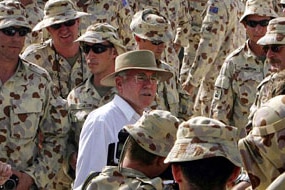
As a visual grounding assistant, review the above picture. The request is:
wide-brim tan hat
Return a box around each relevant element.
[100,50,173,86]
[164,117,242,167]
[0,0,31,30]
[240,0,278,22]
[124,110,180,157]
[33,0,89,31]
[75,23,126,55]
[257,17,285,45]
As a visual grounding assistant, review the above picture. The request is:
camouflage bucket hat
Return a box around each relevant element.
[0,0,31,30]
[124,110,180,157]
[240,0,278,22]
[100,50,173,86]
[130,9,173,43]
[75,23,126,55]
[33,0,89,31]
[257,17,285,45]
[164,116,242,167]
[252,95,285,136]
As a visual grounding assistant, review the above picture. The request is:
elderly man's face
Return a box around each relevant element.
[115,69,158,114]
[263,44,285,72]
[47,19,80,48]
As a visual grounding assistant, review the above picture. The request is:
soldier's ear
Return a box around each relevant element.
[171,164,182,183]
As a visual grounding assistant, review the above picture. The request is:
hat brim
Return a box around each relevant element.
[0,18,32,30]
[257,34,285,45]
[100,67,173,86]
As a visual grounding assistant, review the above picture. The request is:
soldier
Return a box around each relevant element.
[128,0,191,76]
[210,0,278,138]
[182,0,246,117]
[248,17,285,130]
[52,23,126,189]
[74,50,173,189]
[21,0,90,99]
[82,110,180,190]
[164,116,242,190]
[0,0,69,189]
[130,9,181,118]
[239,95,285,189]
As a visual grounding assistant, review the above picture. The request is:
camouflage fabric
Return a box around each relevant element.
[75,22,126,55]
[21,40,90,98]
[130,9,173,43]
[0,59,69,188]
[239,95,285,189]
[33,0,89,31]
[124,109,180,157]
[210,41,269,138]
[84,166,164,190]
[164,116,242,168]
[183,0,246,117]
[258,17,285,45]
[128,0,191,75]
[75,0,134,50]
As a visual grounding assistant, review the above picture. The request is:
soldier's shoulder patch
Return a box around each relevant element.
[214,88,222,100]
[209,6,218,14]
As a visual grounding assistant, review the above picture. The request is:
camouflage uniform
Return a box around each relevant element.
[0,1,69,188]
[239,95,285,189]
[183,0,246,117]
[128,0,191,75]
[83,110,180,190]
[21,0,90,99]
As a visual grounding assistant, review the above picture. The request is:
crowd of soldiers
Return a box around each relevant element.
[0,0,285,189]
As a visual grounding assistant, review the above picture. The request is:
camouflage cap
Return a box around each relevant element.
[124,110,180,157]
[257,17,285,45]
[252,95,285,136]
[240,0,278,22]
[33,0,89,31]
[164,116,242,167]
[0,0,31,30]
[130,9,173,43]
[100,50,173,86]
[75,23,126,55]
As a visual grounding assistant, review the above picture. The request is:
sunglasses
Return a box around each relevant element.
[151,40,164,46]
[245,20,270,28]
[82,43,113,54]
[50,19,76,30]
[263,45,285,53]
[0,27,30,37]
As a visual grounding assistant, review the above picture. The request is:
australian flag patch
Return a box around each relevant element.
[209,6,218,14]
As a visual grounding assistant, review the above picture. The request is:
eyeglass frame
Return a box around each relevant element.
[50,19,77,30]
[245,19,270,28]
[0,26,31,37]
[263,44,285,53]
[81,43,114,54]
[118,72,159,84]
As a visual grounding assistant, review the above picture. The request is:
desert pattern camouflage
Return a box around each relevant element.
[128,0,191,74]
[239,95,285,189]
[0,59,69,188]
[21,40,90,98]
[184,0,246,116]
[164,116,242,167]
[211,41,268,138]
[76,0,134,49]
[84,166,164,190]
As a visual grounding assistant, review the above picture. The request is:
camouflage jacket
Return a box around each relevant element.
[21,39,90,98]
[210,41,268,137]
[0,59,69,188]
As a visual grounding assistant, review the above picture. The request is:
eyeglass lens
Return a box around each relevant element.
[151,40,164,45]
[0,27,30,37]
[50,19,76,30]
[82,44,113,54]
[246,20,270,27]
[134,73,158,84]
[263,45,285,53]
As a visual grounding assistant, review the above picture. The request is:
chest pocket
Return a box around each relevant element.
[69,103,94,123]
[10,99,43,139]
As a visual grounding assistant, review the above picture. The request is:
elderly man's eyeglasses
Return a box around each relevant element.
[263,45,285,53]
[0,27,30,37]
[127,73,159,84]
[245,20,270,28]
[82,44,113,54]
[50,19,76,30]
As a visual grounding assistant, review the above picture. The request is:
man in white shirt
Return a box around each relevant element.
[74,50,173,189]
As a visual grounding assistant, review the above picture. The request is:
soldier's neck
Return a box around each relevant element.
[53,42,80,59]
[249,40,265,58]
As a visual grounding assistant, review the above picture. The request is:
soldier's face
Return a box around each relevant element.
[244,15,271,44]
[47,19,80,47]
[264,44,285,72]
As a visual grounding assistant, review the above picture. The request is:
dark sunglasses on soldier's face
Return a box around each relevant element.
[50,19,76,30]
[263,45,285,53]
[82,43,114,54]
[151,40,164,46]
[0,27,30,37]
[245,20,270,28]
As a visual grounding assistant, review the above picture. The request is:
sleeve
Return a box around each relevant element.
[25,81,70,188]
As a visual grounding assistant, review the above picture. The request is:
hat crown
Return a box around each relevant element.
[44,0,76,18]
